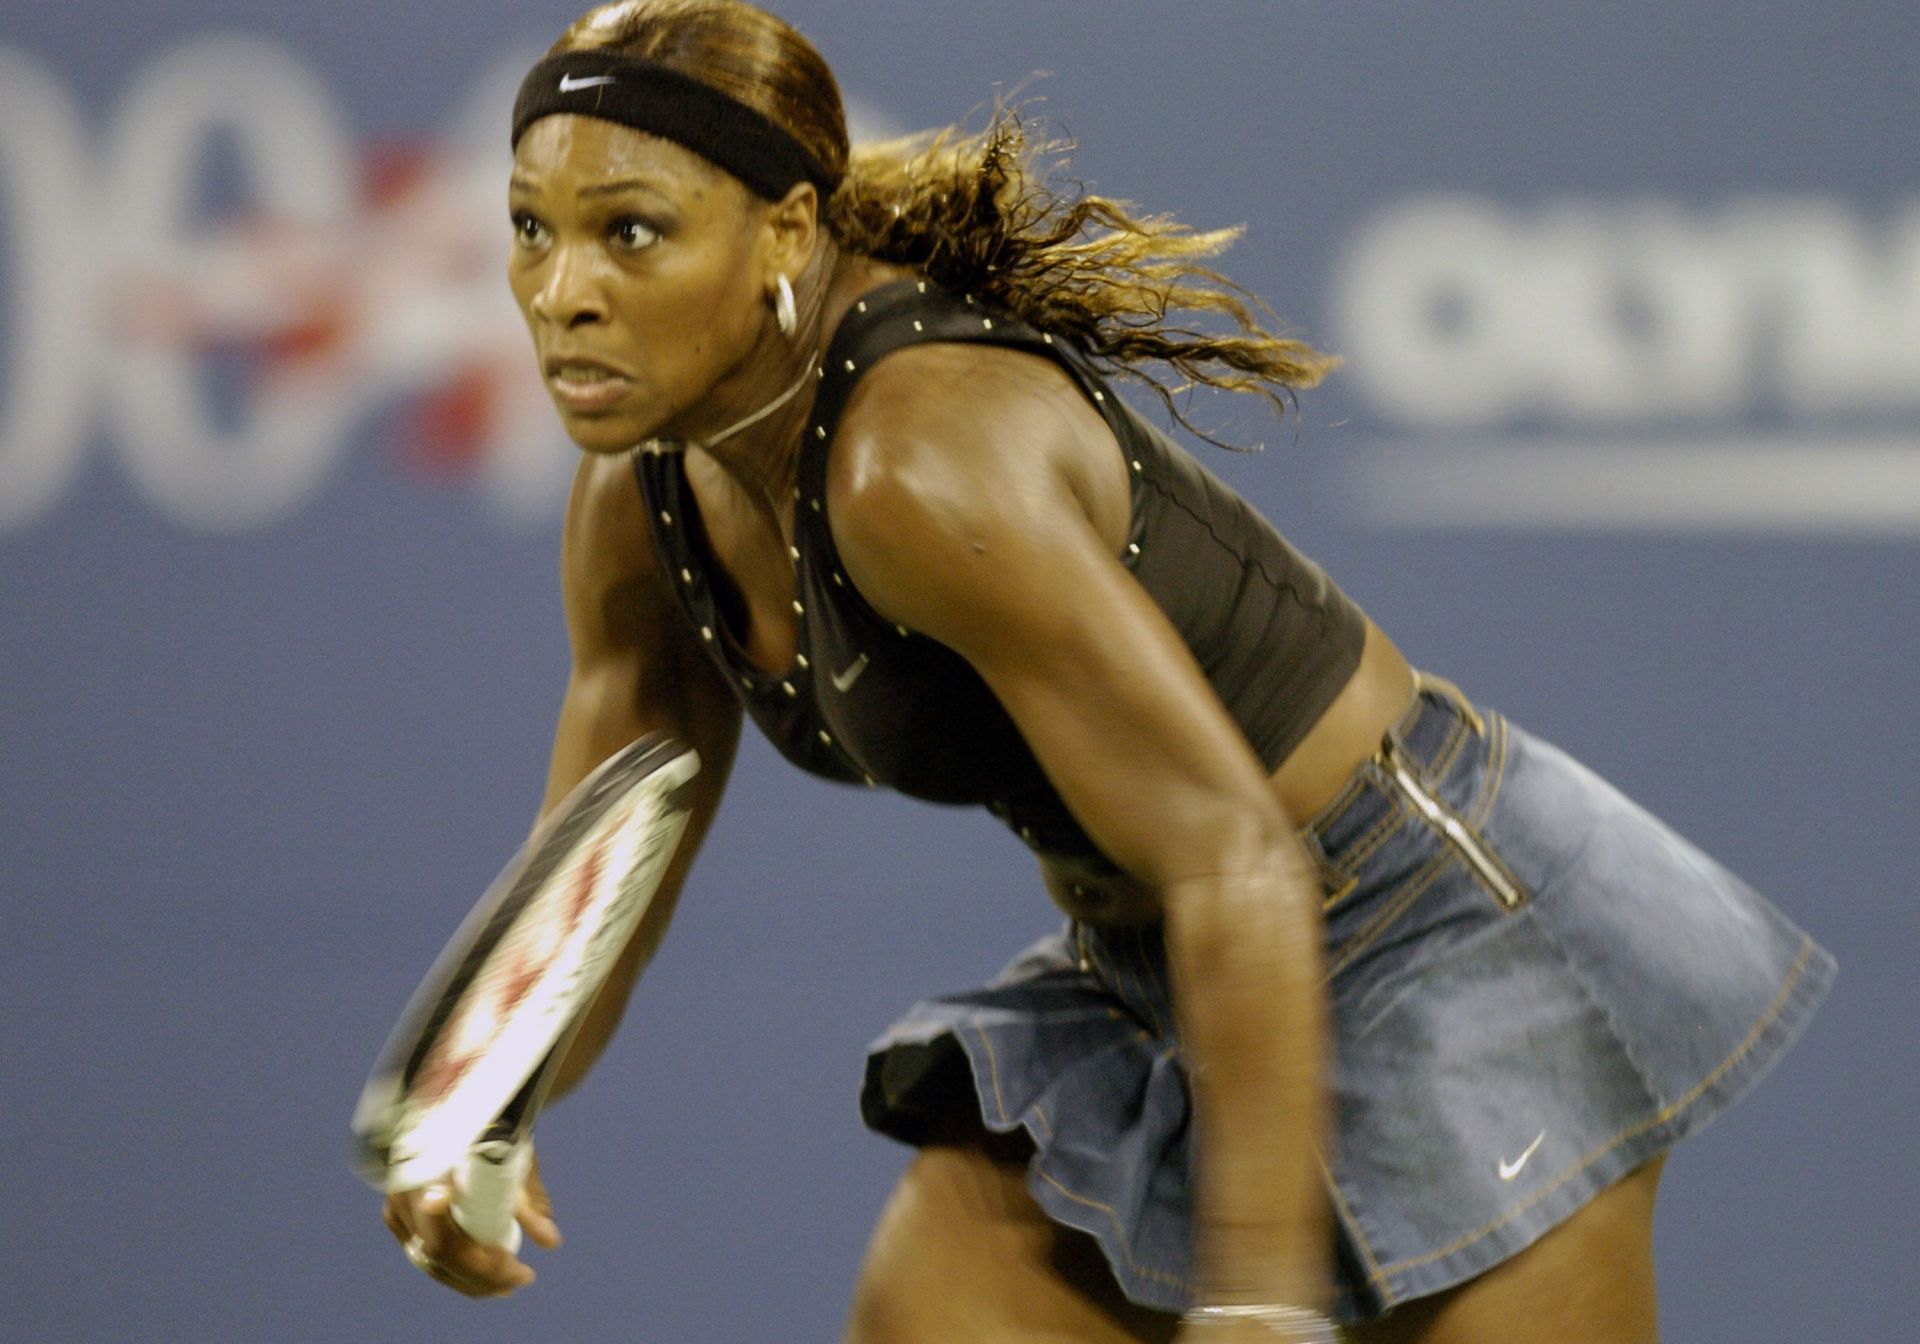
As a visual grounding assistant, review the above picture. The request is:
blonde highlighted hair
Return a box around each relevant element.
[554,0,1337,436]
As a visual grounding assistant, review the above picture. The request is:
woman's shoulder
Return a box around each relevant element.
[564,450,658,564]
[843,335,1075,442]
[558,450,680,647]
[831,329,1117,509]
[821,270,1078,432]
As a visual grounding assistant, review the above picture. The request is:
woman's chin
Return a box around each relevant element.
[559,411,652,456]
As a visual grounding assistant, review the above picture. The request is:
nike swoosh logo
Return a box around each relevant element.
[830,653,869,693]
[1497,1129,1547,1181]
[558,74,618,92]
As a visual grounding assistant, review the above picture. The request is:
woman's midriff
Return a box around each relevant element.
[1045,618,1415,925]
[1268,617,1415,824]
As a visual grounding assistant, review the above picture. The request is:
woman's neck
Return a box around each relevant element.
[686,250,909,539]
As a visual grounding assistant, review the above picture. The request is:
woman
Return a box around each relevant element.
[380,3,1835,1339]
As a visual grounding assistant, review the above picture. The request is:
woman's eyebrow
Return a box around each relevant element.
[577,177,676,201]
[507,175,675,201]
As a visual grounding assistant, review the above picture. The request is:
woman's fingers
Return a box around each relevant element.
[382,1195,408,1244]
[517,1151,564,1250]
[387,1181,537,1297]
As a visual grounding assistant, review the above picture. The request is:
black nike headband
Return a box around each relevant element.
[511,51,837,201]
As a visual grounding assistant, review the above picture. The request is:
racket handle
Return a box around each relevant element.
[449,1137,530,1253]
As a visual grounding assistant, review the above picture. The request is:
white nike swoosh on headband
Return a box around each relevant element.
[558,74,618,92]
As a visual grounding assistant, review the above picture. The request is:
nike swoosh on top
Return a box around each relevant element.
[558,74,618,92]
[830,654,869,693]
[1497,1129,1548,1181]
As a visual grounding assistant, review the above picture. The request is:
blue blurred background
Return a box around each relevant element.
[3,2,1912,1338]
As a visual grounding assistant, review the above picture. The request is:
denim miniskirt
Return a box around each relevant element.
[860,673,1837,1323]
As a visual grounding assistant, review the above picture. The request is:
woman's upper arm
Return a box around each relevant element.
[828,349,1292,889]
[547,452,741,815]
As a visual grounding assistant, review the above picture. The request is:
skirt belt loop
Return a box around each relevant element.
[1411,669,1486,737]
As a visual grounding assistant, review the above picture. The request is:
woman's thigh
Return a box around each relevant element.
[1348,1155,1667,1344]
[844,1133,1178,1344]
[846,1140,1664,1344]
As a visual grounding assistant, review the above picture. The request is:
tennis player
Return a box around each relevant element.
[379,3,1835,1339]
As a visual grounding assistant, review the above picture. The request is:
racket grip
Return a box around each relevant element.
[450,1138,530,1253]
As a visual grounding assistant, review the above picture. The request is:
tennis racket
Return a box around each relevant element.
[350,732,700,1252]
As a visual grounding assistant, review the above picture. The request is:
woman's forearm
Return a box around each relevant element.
[544,761,730,1101]
[538,688,739,1103]
[1163,840,1331,1308]
[545,859,690,1101]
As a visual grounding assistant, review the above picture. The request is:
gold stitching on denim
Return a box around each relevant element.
[1421,701,1470,780]
[1426,735,1465,785]
[1321,1156,1399,1309]
[1313,683,1505,925]
[1021,1077,1191,1292]
[1331,775,1410,875]
[1324,848,1454,982]
[981,1008,1194,1296]
[1321,879,1359,910]
[1302,771,1370,837]
[1312,678,1493,912]
[1341,795,1408,872]
[1370,936,1819,1278]
[1415,671,1486,737]
[1427,710,1471,783]
[972,1024,1012,1127]
[1466,713,1509,833]
[1381,734,1528,913]
[1031,1168,1194,1291]
[1408,672,1473,781]
[1305,830,1359,908]
[1317,863,1359,911]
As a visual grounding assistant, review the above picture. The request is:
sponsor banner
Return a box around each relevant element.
[1330,195,1920,534]
[6,40,1918,539]
[0,37,896,535]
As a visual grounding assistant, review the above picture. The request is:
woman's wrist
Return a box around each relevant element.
[1192,1218,1331,1314]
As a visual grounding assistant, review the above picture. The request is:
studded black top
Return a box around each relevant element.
[632,279,1367,871]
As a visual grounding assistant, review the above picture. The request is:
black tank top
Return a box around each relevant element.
[634,279,1367,871]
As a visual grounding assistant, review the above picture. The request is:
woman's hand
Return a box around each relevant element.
[379,1148,562,1297]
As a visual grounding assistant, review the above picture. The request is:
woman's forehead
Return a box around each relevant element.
[511,114,731,201]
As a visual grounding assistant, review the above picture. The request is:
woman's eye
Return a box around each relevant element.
[610,217,660,251]
[511,211,548,247]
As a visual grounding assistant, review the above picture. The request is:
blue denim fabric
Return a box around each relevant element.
[861,676,1837,1323]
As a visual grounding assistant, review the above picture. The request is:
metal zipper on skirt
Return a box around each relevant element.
[1379,738,1526,910]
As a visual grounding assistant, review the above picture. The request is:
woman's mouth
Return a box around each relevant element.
[546,360,634,413]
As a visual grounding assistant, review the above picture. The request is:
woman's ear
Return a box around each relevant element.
[760,181,820,281]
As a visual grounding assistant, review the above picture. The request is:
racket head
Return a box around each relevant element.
[350,731,699,1191]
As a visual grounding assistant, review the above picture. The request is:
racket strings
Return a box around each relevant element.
[354,738,700,1192]
[413,815,634,1104]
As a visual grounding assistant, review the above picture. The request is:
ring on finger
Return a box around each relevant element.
[403,1234,439,1276]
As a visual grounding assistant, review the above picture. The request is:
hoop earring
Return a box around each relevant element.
[773,274,798,339]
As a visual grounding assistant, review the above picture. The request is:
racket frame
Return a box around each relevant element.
[350,733,699,1211]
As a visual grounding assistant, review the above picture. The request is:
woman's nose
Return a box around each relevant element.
[530,246,608,328]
